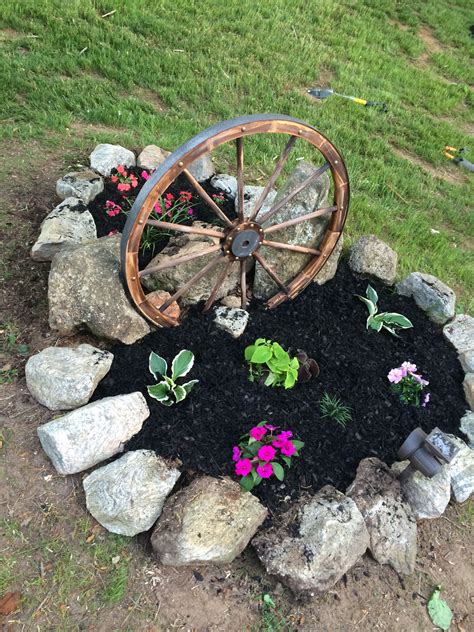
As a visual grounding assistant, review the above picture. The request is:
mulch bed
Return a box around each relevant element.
[93,262,466,514]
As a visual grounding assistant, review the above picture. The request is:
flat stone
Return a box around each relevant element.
[31,198,96,262]
[463,374,474,410]
[443,314,474,355]
[349,235,398,285]
[56,170,104,204]
[37,393,149,475]
[25,344,113,411]
[460,411,474,448]
[446,435,473,503]
[188,153,214,182]
[391,461,451,519]
[346,458,417,575]
[214,306,249,338]
[459,350,474,374]
[137,145,171,171]
[83,450,181,536]
[48,235,151,344]
[396,272,455,325]
[210,174,237,200]
[314,235,344,285]
[253,486,369,594]
[220,295,241,308]
[90,143,135,177]
[151,476,267,565]
[145,289,180,321]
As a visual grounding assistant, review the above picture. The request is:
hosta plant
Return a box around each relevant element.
[356,285,413,336]
[244,339,299,389]
[147,350,198,406]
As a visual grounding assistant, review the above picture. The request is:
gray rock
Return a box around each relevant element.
[253,161,330,299]
[214,306,249,338]
[188,153,214,182]
[56,170,104,204]
[459,350,474,374]
[31,198,96,262]
[253,486,369,594]
[396,272,455,325]
[137,145,171,171]
[314,235,344,285]
[443,314,474,355]
[460,411,474,448]
[391,461,451,519]
[90,143,135,177]
[463,373,474,410]
[25,344,113,411]
[48,235,151,344]
[349,235,398,285]
[151,476,267,565]
[142,223,240,306]
[243,186,277,219]
[210,174,237,200]
[346,458,417,575]
[83,450,181,536]
[446,435,473,503]
[37,393,149,475]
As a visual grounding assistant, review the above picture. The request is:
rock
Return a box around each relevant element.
[137,145,171,171]
[210,174,237,200]
[243,186,277,219]
[90,143,135,177]
[145,289,180,321]
[459,350,474,374]
[142,223,240,306]
[349,235,398,285]
[314,235,344,285]
[188,153,214,182]
[25,344,113,411]
[445,435,473,503]
[346,458,417,575]
[460,411,474,448]
[83,450,181,536]
[48,235,151,344]
[214,306,249,338]
[31,198,96,262]
[391,461,451,519]
[443,314,474,355]
[253,161,330,299]
[37,393,149,475]
[396,272,455,325]
[220,295,242,308]
[253,486,369,594]
[463,374,474,410]
[151,476,267,565]
[56,170,104,204]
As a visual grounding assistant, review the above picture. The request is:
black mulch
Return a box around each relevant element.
[93,263,466,514]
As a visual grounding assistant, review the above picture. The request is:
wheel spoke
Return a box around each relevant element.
[139,245,221,278]
[264,205,337,235]
[253,251,289,294]
[236,137,245,221]
[240,259,247,309]
[183,168,233,227]
[203,259,235,311]
[261,240,320,256]
[248,136,297,221]
[146,219,223,239]
[258,163,331,225]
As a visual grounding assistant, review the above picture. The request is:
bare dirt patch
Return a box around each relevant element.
[419,26,444,55]
[390,144,466,185]
[132,86,167,113]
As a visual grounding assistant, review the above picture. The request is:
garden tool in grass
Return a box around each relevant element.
[443,146,474,172]
[307,87,388,112]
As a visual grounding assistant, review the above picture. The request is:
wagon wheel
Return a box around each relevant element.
[121,114,349,327]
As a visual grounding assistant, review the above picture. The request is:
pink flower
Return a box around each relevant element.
[117,164,126,175]
[141,170,150,180]
[401,361,417,374]
[257,445,276,462]
[279,431,293,440]
[422,393,430,407]
[280,441,295,456]
[265,424,278,431]
[249,426,267,441]
[256,463,273,478]
[165,193,174,201]
[272,431,293,448]
[108,229,119,236]
[188,209,193,215]
[153,203,162,214]
[117,182,130,192]
[413,373,429,386]
[388,368,404,384]
[235,459,252,477]
[165,200,172,210]
[232,446,241,462]
[111,175,118,183]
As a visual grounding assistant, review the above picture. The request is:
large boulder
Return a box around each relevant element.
[346,458,417,575]
[90,144,135,177]
[56,170,104,204]
[137,145,171,171]
[243,185,277,219]
[396,272,455,325]
[37,393,149,475]
[25,344,113,411]
[314,235,344,285]
[83,450,181,536]
[463,374,474,410]
[48,235,151,344]
[252,486,369,594]
[391,461,451,519]
[443,314,474,355]
[459,350,474,374]
[349,235,398,285]
[151,476,267,565]
[446,435,473,503]
[253,161,330,299]
[460,411,474,448]
[188,153,214,182]
[31,197,96,262]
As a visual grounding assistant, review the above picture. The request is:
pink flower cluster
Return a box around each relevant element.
[111,164,138,191]
[105,200,122,217]
[388,361,430,407]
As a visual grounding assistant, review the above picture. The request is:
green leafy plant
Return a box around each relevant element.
[147,350,198,406]
[319,393,352,427]
[356,285,413,336]
[427,586,453,631]
[252,593,293,632]
[244,339,299,389]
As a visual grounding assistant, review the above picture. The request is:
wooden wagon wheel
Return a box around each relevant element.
[121,114,349,327]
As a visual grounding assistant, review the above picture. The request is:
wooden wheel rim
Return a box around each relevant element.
[120,114,350,327]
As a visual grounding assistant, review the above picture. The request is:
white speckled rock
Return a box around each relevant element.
[90,143,135,177]
[445,435,473,502]
[396,272,455,325]
[37,393,149,475]
[349,235,398,285]
[56,170,104,204]
[31,198,96,262]
[443,314,474,355]
[188,153,214,182]
[25,344,113,411]
[459,350,474,374]
[460,411,474,448]
[137,145,171,171]
[391,461,451,519]
[314,235,344,285]
[83,450,181,536]
[463,374,474,410]
[214,306,249,338]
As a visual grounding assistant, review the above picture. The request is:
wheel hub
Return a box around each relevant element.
[223,222,264,259]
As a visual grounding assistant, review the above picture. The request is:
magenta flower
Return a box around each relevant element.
[279,430,293,440]
[388,368,404,384]
[272,431,293,448]
[257,445,276,462]
[232,446,241,462]
[153,203,162,214]
[256,463,273,478]
[141,170,150,180]
[235,459,252,477]
[249,426,267,441]
[280,441,296,456]
[265,424,278,431]
[188,209,193,215]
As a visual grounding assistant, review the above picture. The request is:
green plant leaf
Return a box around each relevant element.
[272,342,287,359]
[240,474,255,491]
[247,441,263,456]
[284,371,297,389]
[149,351,167,379]
[173,384,187,402]
[272,462,285,481]
[366,284,378,306]
[357,295,377,318]
[255,338,267,346]
[171,349,195,380]
[181,379,198,394]
[291,440,304,450]
[264,371,277,386]
[368,315,384,332]
[251,345,273,364]
[147,381,171,402]
[427,587,453,631]
[289,357,299,369]
[281,456,292,467]
[160,398,174,407]
[244,345,256,361]
[381,312,413,328]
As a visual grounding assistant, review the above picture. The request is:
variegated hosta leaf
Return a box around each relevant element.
[149,351,167,379]
[171,349,195,380]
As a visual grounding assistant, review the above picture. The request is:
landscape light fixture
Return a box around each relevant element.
[397,427,458,481]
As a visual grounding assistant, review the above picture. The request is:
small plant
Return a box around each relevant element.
[388,361,430,407]
[254,593,293,632]
[244,339,299,389]
[427,586,453,631]
[147,350,198,406]
[211,192,226,205]
[233,421,304,491]
[290,348,320,382]
[319,393,352,427]
[105,200,122,217]
[356,285,413,336]
[140,191,196,254]
[111,164,138,191]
